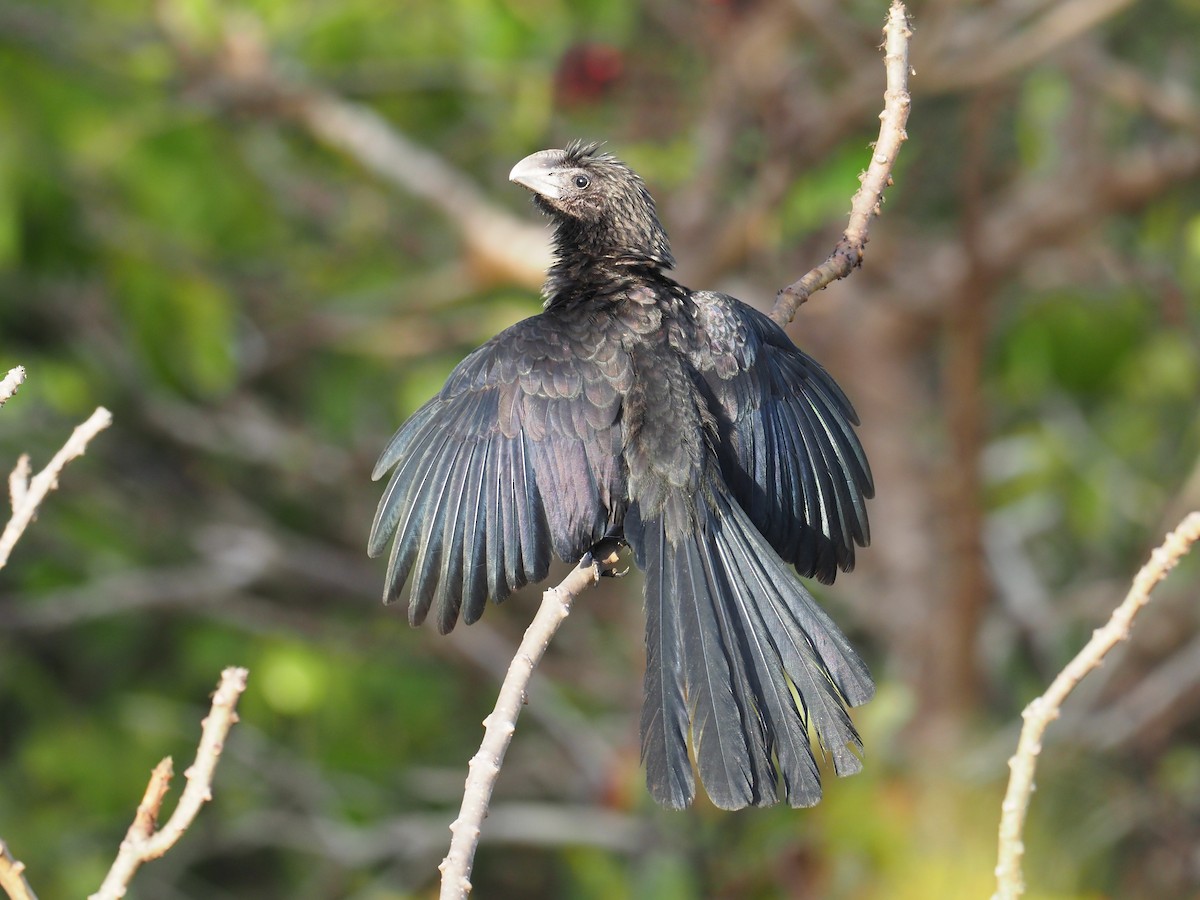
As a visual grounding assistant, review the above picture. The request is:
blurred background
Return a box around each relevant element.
[1,0,1199,897]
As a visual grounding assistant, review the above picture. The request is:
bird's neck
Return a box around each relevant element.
[541,218,674,310]
[541,249,663,311]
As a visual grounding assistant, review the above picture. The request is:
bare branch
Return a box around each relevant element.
[446,623,622,792]
[438,542,622,900]
[876,134,1200,325]
[0,375,109,898]
[0,407,113,572]
[294,91,551,287]
[993,512,1200,900]
[1075,630,1200,750]
[1074,49,1200,136]
[771,0,911,326]
[922,0,1135,93]
[152,4,551,290]
[91,667,250,900]
[8,456,30,517]
[0,838,38,900]
[0,367,25,407]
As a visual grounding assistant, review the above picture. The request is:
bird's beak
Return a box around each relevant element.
[509,149,567,201]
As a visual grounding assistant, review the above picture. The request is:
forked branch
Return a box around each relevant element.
[1,406,113,572]
[90,667,250,900]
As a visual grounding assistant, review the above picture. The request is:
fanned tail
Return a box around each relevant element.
[626,475,874,810]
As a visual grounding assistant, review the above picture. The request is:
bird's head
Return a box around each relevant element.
[509,141,674,270]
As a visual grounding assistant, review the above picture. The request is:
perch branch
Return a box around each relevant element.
[0,407,113,572]
[438,542,622,900]
[771,0,911,326]
[91,667,249,900]
[993,511,1200,900]
[0,839,38,900]
[0,367,25,407]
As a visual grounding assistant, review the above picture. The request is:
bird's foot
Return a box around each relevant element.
[580,537,626,576]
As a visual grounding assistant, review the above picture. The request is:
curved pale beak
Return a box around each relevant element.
[509,149,568,201]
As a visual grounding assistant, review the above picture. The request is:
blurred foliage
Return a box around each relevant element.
[1,0,1200,898]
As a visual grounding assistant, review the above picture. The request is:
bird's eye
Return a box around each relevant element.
[574,175,590,189]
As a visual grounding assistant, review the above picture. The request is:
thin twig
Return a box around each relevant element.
[0,373,104,900]
[0,407,113,572]
[438,543,622,900]
[91,667,250,900]
[446,623,621,791]
[1075,630,1200,750]
[0,367,25,407]
[0,839,38,900]
[993,511,1200,900]
[8,457,30,517]
[770,0,912,327]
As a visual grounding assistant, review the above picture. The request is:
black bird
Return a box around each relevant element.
[369,141,874,810]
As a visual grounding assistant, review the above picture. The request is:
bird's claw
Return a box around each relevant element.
[580,538,626,576]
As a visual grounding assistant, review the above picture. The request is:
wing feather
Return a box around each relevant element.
[685,291,873,583]
[369,315,624,631]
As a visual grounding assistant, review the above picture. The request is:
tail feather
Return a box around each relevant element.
[628,477,873,810]
[712,483,871,773]
[706,535,823,806]
[628,504,693,809]
[675,533,756,809]
[719,531,866,779]
[694,540,780,806]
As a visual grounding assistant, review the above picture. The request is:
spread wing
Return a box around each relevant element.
[368,314,629,633]
[683,291,873,583]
